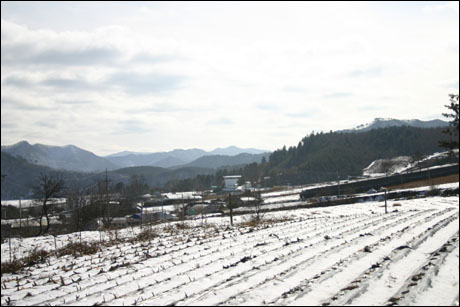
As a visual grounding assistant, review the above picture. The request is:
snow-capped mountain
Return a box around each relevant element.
[341,118,449,133]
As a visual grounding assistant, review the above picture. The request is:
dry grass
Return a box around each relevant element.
[238,216,293,228]
[1,260,24,276]
[239,217,262,228]
[1,249,50,275]
[133,228,159,242]
[388,174,458,190]
[59,242,100,257]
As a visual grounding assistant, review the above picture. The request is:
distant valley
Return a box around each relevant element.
[0,142,271,199]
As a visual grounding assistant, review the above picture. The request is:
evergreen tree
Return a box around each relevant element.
[439,94,459,151]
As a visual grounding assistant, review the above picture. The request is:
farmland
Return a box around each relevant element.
[1,191,459,306]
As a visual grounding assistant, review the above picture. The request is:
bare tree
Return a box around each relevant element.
[252,191,265,222]
[227,193,236,226]
[94,177,117,229]
[68,185,90,243]
[124,174,149,201]
[33,173,64,236]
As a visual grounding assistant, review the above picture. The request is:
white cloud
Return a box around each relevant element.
[423,1,459,13]
[1,2,459,155]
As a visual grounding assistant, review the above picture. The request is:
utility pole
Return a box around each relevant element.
[182,193,185,223]
[381,187,388,214]
[105,169,110,225]
[336,171,341,197]
[140,199,144,229]
[1,174,7,220]
[19,195,22,230]
[228,193,234,226]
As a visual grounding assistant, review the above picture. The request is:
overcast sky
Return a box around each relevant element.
[1,1,459,156]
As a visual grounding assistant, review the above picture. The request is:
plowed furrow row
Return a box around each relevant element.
[212,208,456,306]
[32,212,387,305]
[388,233,459,306]
[102,211,404,306]
[135,210,439,305]
[324,213,459,306]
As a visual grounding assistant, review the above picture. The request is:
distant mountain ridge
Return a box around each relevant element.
[340,118,449,133]
[173,152,271,169]
[0,151,215,200]
[1,141,271,172]
[207,146,268,156]
[1,141,118,173]
[104,146,270,169]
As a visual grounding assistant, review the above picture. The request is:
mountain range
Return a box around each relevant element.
[104,146,268,169]
[1,141,118,173]
[1,118,454,199]
[1,142,270,173]
[1,118,448,173]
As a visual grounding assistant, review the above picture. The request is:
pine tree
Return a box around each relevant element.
[439,94,459,151]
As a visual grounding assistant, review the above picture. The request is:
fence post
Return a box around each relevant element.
[9,226,12,263]
[381,187,388,214]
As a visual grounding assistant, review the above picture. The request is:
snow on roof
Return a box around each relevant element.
[1,198,66,208]
[161,192,202,200]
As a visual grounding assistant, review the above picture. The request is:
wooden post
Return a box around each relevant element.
[9,225,12,263]
[19,196,22,231]
[229,193,233,226]
[383,188,388,214]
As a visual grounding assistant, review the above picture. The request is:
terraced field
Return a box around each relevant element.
[1,195,458,306]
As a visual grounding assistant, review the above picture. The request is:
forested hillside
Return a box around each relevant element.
[112,166,215,188]
[176,153,270,169]
[264,126,449,184]
[0,152,95,200]
[1,152,216,200]
[164,126,455,190]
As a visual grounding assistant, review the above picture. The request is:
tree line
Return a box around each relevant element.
[165,125,457,191]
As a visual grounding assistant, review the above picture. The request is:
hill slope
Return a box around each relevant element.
[176,152,270,169]
[0,152,98,200]
[265,126,454,185]
[0,152,215,200]
[341,118,448,133]
[264,126,451,184]
[112,166,215,188]
[1,141,118,172]
[106,147,270,168]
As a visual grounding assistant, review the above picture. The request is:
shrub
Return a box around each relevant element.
[1,248,50,275]
[23,249,50,267]
[59,242,100,257]
[135,228,159,242]
[1,259,23,275]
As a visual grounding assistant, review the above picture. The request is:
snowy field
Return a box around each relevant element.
[1,194,459,306]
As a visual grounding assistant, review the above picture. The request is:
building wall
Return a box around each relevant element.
[224,177,240,190]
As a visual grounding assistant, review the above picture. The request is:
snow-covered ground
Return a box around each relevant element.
[363,150,459,177]
[1,198,66,208]
[2,185,458,306]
